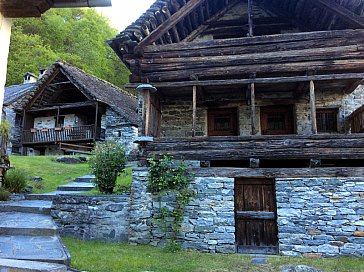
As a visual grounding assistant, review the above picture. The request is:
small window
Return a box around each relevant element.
[317,108,338,133]
[260,105,294,135]
[15,114,22,126]
[208,108,238,136]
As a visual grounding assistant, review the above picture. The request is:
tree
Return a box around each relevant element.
[6,8,129,88]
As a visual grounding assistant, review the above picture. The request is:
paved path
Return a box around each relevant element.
[0,175,95,271]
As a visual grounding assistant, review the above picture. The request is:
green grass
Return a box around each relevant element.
[9,155,90,194]
[85,167,133,195]
[63,238,364,272]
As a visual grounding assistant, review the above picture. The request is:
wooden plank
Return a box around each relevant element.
[141,59,364,83]
[236,212,275,220]
[248,0,254,37]
[138,0,204,47]
[310,80,318,134]
[308,0,364,28]
[195,167,364,178]
[250,82,256,135]
[125,72,364,88]
[141,29,364,53]
[192,85,197,137]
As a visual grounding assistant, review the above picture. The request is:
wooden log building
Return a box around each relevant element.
[109,0,364,256]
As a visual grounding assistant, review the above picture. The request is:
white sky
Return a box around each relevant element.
[96,0,155,31]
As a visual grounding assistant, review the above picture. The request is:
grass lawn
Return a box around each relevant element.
[64,238,364,272]
[9,155,90,194]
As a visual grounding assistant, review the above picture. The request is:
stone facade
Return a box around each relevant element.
[51,194,130,242]
[130,168,364,256]
[276,177,364,257]
[159,86,364,137]
[131,168,236,253]
[104,108,138,156]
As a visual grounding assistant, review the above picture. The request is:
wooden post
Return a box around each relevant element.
[145,91,151,136]
[56,107,60,126]
[192,85,197,137]
[248,0,254,37]
[250,82,256,135]
[309,80,318,134]
[94,102,99,140]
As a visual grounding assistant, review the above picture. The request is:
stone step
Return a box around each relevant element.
[25,191,83,201]
[0,236,70,265]
[57,182,95,192]
[0,212,57,236]
[0,200,52,215]
[74,174,95,183]
[0,258,67,272]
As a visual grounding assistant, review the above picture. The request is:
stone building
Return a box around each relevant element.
[109,0,364,256]
[8,61,138,156]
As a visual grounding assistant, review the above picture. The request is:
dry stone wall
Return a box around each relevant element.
[276,177,364,257]
[51,195,130,242]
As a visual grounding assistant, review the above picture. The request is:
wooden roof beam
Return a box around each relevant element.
[125,72,364,88]
[137,0,204,47]
[308,0,364,29]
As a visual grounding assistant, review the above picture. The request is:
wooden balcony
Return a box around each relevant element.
[144,134,364,161]
[22,125,105,145]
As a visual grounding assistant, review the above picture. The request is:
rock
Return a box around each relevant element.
[251,257,267,264]
[24,185,33,193]
[34,176,43,182]
[281,265,324,272]
[56,156,82,164]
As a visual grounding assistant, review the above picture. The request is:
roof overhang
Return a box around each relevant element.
[0,0,111,18]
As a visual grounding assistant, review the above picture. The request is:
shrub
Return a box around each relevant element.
[0,187,10,201]
[89,141,126,194]
[3,168,28,193]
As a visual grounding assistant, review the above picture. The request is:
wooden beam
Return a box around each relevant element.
[192,85,197,137]
[125,72,364,89]
[250,82,256,135]
[310,80,318,134]
[308,0,364,28]
[94,102,99,141]
[247,0,254,37]
[194,167,364,178]
[145,91,151,136]
[137,0,204,47]
[184,0,240,42]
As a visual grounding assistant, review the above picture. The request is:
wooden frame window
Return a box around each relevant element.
[316,108,338,133]
[208,108,238,136]
[260,105,294,135]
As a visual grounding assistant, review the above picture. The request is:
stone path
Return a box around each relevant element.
[0,175,95,271]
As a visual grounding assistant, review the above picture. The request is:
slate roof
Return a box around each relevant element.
[11,61,138,126]
[4,83,36,106]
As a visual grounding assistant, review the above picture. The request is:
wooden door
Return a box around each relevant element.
[235,178,278,254]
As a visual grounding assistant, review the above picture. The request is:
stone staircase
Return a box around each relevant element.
[0,175,95,271]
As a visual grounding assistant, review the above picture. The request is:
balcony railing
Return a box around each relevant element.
[22,125,105,145]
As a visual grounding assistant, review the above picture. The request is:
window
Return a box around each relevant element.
[208,108,238,136]
[260,105,294,135]
[316,108,338,133]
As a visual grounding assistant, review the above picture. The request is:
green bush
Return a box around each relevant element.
[89,141,126,194]
[3,168,28,193]
[0,187,10,201]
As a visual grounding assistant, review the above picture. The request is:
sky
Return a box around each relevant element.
[96,0,155,31]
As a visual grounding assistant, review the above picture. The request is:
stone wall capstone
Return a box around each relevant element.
[51,194,130,242]
[276,177,364,257]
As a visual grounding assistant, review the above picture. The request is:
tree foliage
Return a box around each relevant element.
[6,8,129,88]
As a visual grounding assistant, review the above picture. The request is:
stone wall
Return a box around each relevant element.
[105,108,138,155]
[51,194,130,242]
[159,86,364,137]
[276,177,364,257]
[130,168,236,253]
[131,168,364,256]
